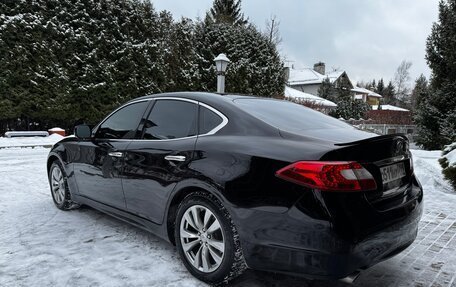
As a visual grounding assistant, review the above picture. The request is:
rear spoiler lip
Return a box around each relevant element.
[334,133,408,146]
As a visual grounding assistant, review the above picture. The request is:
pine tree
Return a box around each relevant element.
[370,79,376,91]
[206,0,247,25]
[383,81,396,105]
[376,78,385,95]
[411,74,429,111]
[193,22,284,97]
[336,76,353,101]
[318,77,336,102]
[416,0,456,149]
[163,17,201,92]
[414,100,443,150]
[326,75,369,120]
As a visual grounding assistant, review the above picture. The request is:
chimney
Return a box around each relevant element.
[283,66,290,83]
[313,62,325,75]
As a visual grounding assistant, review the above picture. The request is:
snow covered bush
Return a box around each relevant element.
[329,99,371,120]
[439,143,456,191]
[192,22,284,97]
[0,0,284,134]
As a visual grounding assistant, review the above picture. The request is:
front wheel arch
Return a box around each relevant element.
[47,153,65,176]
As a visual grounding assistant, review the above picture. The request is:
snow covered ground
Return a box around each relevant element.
[0,138,455,287]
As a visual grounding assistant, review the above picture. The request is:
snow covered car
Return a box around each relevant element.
[47,92,423,285]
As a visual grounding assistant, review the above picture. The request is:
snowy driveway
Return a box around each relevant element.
[0,146,455,287]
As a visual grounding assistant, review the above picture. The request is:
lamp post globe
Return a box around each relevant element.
[214,53,230,93]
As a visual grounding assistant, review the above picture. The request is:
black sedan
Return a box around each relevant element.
[47,92,423,285]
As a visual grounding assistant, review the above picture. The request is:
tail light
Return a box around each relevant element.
[276,161,377,192]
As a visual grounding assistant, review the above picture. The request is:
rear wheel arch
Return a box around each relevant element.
[166,185,227,245]
[173,189,247,285]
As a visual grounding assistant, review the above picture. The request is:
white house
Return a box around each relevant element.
[351,86,383,106]
[286,62,354,96]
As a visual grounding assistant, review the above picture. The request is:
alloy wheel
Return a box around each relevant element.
[51,166,65,205]
[180,205,225,273]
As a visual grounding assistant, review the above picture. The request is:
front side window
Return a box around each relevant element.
[95,101,149,139]
[143,100,198,140]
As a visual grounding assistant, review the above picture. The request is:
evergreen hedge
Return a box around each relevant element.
[0,0,284,133]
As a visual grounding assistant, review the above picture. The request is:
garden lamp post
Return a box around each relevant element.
[214,53,230,93]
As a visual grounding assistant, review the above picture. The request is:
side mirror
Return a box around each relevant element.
[75,125,92,139]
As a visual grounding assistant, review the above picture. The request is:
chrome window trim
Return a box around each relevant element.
[109,136,199,142]
[152,97,199,104]
[93,96,228,141]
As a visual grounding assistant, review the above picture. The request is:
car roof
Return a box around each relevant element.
[129,92,260,105]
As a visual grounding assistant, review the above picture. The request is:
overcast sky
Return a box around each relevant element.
[153,0,439,85]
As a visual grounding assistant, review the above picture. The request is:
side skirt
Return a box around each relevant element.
[72,194,171,243]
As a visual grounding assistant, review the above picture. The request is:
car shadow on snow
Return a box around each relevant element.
[231,270,350,287]
[230,259,410,287]
[75,206,397,287]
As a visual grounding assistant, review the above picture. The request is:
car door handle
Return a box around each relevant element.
[108,152,124,158]
[164,155,186,162]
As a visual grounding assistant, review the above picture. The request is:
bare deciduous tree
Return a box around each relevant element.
[394,60,413,104]
[265,15,282,46]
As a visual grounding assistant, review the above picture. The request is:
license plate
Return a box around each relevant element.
[380,162,406,184]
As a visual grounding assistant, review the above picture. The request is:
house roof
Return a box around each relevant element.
[371,105,409,112]
[351,86,382,98]
[325,70,345,82]
[288,68,323,85]
[284,86,337,107]
[288,67,352,87]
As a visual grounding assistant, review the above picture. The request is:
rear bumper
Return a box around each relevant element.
[231,177,423,279]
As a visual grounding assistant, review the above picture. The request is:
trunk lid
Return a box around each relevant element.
[320,133,413,210]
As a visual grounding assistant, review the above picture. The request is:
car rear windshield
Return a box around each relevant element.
[233,98,353,132]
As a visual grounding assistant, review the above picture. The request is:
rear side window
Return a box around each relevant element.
[95,101,149,139]
[199,106,223,134]
[233,98,352,132]
[143,100,197,140]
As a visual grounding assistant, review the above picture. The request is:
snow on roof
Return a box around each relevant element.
[325,70,345,82]
[351,86,382,98]
[372,105,409,112]
[284,86,337,107]
[288,68,323,85]
[48,127,65,132]
[288,67,352,87]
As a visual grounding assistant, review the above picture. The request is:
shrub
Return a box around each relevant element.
[439,143,456,191]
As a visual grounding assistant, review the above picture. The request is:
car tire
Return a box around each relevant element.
[175,192,246,286]
[49,161,79,211]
